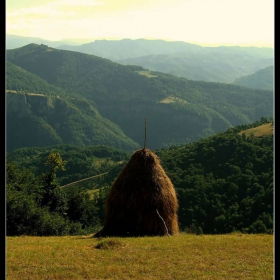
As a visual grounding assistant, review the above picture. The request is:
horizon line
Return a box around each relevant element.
[6,33,274,49]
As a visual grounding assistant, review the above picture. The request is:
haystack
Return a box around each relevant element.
[95,148,179,237]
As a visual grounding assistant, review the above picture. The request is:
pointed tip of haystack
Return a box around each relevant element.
[131,147,160,166]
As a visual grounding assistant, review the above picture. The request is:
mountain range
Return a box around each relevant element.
[6,41,274,153]
[230,65,273,91]
[6,35,274,84]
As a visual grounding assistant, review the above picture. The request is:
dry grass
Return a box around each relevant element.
[137,71,158,78]
[238,122,274,138]
[159,96,189,104]
[6,233,274,280]
[6,90,46,96]
[6,90,18,93]
[87,188,100,199]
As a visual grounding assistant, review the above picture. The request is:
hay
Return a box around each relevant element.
[94,148,179,237]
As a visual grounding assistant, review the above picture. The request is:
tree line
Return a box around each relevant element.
[6,118,273,235]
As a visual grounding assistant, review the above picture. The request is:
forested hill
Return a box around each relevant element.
[155,119,273,234]
[6,61,69,95]
[56,38,273,60]
[6,61,140,152]
[57,38,274,83]
[6,37,274,84]
[116,51,273,83]
[7,145,131,187]
[6,119,273,236]
[6,44,273,151]
[230,66,274,91]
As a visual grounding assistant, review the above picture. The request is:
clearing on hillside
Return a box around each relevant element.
[238,122,273,138]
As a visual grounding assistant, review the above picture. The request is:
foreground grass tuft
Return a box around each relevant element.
[95,238,125,249]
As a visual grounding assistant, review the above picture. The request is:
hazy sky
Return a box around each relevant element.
[6,0,274,47]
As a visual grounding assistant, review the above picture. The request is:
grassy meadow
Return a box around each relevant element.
[6,233,274,280]
[238,122,274,138]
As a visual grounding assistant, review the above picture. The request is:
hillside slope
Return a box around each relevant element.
[7,119,273,235]
[117,51,273,83]
[6,44,273,150]
[57,38,274,83]
[6,61,140,152]
[230,66,274,91]
[6,37,274,83]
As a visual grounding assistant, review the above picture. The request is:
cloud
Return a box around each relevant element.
[6,0,107,38]
[6,0,104,17]
[58,0,104,6]
[6,0,274,46]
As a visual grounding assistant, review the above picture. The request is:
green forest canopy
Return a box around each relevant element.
[6,118,273,236]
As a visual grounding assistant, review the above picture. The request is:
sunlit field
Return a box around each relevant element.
[6,233,274,280]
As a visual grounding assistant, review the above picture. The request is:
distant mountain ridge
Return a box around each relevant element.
[6,43,273,152]
[230,66,274,91]
[57,38,274,60]
[6,34,86,49]
[6,35,274,84]
[56,38,274,82]
[117,52,273,83]
[57,38,205,60]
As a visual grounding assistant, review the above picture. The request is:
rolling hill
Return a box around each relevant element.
[6,61,140,152]
[56,38,274,83]
[6,44,273,152]
[117,51,273,83]
[6,34,85,49]
[230,65,274,91]
[7,35,274,84]
[7,119,273,236]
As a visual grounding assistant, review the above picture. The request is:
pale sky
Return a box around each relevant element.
[6,0,274,47]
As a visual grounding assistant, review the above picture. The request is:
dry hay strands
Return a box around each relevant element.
[94,148,179,237]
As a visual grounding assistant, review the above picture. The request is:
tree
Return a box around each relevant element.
[66,187,101,230]
[40,153,68,214]
[6,160,46,235]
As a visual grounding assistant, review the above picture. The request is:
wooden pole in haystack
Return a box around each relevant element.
[144,117,147,149]
[94,121,179,237]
